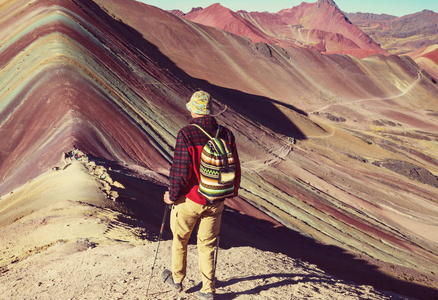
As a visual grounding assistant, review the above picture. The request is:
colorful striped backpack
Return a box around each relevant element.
[191,124,236,202]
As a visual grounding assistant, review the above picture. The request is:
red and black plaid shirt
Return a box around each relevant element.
[169,116,241,205]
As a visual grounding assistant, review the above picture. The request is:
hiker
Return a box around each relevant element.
[162,91,241,300]
[62,151,72,164]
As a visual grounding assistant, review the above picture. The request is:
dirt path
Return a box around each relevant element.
[0,240,408,300]
[310,70,422,114]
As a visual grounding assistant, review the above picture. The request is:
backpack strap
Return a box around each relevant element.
[190,124,215,139]
[215,125,221,138]
[191,124,229,168]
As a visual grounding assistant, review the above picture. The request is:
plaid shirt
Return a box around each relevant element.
[169,116,241,204]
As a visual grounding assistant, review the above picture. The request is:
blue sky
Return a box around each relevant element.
[137,0,437,17]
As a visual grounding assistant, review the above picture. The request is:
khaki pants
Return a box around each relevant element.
[170,197,224,293]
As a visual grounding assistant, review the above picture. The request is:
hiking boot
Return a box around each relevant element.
[196,291,215,300]
[161,269,182,292]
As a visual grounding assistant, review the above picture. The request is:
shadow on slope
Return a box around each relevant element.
[187,273,312,299]
[94,158,437,299]
[220,204,438,299]
[78,0,307,141]
[207,86,308,139]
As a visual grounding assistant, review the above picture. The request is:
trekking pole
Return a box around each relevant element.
[146,204,170,296]
[213,234,220,279]
[213,206,223,282]
[213,204,225,284]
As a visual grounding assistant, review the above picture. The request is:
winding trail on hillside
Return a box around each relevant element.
[310,70,423,115]
[304,70,424,140]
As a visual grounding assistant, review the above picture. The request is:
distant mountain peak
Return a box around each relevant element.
[168,9,185,17]
[193,3,235,15]
[187,7,203,14]
[207,3,229,10]
[419,9,436,15]
[317,0,340,10]
[176,0,385,57]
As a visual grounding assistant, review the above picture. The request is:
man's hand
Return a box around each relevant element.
[163,191,174,205]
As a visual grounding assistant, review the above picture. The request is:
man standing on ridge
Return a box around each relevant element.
[162,90,241,300]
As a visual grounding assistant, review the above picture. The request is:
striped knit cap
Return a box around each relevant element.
[186,91,211,115]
